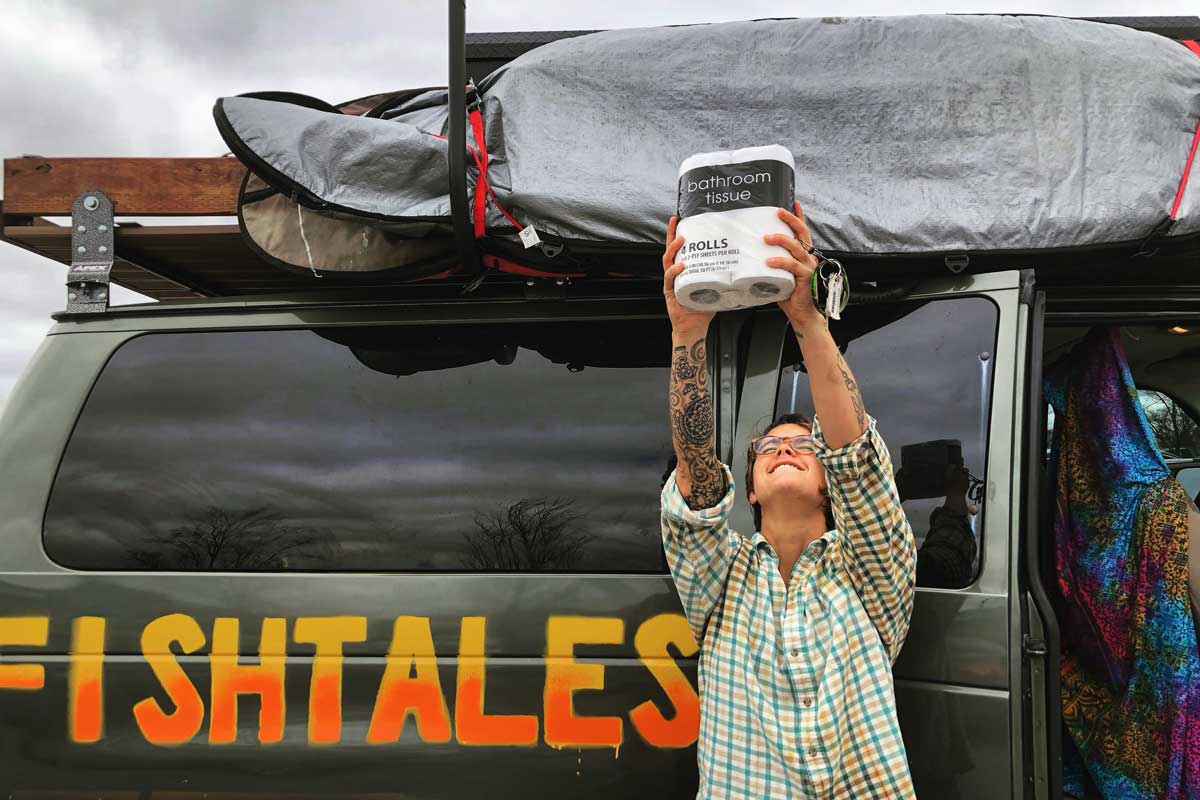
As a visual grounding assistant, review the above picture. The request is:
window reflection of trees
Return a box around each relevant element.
[47,321,675,573]
[461,498,595,571]
[126,507,338,571]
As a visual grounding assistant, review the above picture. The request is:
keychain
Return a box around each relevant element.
[806,245,849,320]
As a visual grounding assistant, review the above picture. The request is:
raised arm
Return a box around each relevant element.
[662,216,724,509]
[762,203,864,447]
[659,218,740,643]
[763,201,918,660]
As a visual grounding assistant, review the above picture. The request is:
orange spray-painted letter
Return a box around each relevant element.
[69,617,106,743]
[455,616,538,746]
[629,613,699,747]
[133,613,206,745]
[209,617,287,744]
[294,616,367,745]
[0,617,49,691]
[366,616,450,743]
[543,616,624,749]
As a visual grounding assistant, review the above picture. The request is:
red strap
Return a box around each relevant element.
[468,106,489,237]
[1171,120,1200,220]
[1169,41,1200,220]
[430,127,523,231]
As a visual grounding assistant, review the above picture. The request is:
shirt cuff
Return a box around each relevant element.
[811,414,881,479]
[661,464,736,526]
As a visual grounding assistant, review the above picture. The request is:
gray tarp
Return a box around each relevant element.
[216,14,1200,263]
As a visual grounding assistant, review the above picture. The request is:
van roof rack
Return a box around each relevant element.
[2,15,1197,306]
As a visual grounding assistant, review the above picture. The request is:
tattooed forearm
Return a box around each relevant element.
[669,338,726,509]
[836,352,868,432]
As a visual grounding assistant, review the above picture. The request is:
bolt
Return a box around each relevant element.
[77,246,86,254]
[980,351,991,362]
[97,290,107,299]
[98,246,108,254]
[76,225,86,233]
[83,195,99,211]
[98,225,108,233]
[68,293,77,301]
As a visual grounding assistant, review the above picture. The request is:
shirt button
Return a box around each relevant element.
[790,647,800,657]
[808,746,820,757]
[802,697,812,707]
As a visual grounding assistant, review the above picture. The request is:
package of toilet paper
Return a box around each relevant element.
[675,145,796,312]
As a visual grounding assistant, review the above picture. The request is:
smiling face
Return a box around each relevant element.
[747,422,828,520]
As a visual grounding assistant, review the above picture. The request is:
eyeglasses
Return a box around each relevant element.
[751,434,817,456]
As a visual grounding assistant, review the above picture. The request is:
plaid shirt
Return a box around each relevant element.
[661,417,917,799]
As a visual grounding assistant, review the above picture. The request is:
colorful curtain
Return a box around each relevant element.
[1046,326,1200,799]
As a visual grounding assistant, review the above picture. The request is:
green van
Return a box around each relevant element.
[0,265,1190,798]
[2,16,1200,800]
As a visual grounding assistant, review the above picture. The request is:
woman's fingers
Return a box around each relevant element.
[765,255,814,280]
[667,215,678,245]
[763,232,809,262]
[777,202,813,245]
[663,233,685,270]
[663,262,685,297]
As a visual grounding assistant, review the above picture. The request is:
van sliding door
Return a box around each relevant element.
[736,270,1025,800]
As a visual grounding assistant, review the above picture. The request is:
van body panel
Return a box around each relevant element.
[0,273,1026,796]
[0,659,698,797]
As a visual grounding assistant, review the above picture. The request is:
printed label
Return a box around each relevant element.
[519,225,542,249]
[677,159,794,219]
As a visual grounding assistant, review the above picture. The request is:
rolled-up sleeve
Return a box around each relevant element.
[813,416,917,662]
[660,464,741,644]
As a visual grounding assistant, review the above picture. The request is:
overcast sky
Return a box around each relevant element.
[1,0,1196,409]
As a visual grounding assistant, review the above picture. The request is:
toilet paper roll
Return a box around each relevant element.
[674,270,733,312]
[719,287,752,310]
[731,270,795,303]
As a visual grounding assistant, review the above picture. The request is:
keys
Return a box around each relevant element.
[805,244,849,320]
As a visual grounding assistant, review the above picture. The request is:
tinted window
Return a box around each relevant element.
[773,297,998,588]
[1138,389,1200,461]
[45,321,676,572]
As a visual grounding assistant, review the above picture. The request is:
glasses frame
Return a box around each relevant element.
[750,434,817,456]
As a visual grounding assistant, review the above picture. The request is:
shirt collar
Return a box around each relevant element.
[751,529,838,558]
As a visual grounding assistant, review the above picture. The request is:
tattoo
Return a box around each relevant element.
[836,353,868,432]
[669,338,726,509]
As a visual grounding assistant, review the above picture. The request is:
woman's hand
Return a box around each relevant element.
[662,215,715,341]
[763,200,825,333]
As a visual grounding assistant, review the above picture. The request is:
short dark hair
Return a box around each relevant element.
[745,413,834,532]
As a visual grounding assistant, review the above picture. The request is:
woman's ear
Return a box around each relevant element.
[748,490,757,506]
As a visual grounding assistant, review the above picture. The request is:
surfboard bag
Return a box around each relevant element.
[214,15,1200,282]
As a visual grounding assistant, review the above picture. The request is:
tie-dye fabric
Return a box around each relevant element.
[1045,326,1200,799]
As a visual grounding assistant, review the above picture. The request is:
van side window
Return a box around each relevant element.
[43,321,676,573]
[773,297,998,588]
[1138,389,1200,461]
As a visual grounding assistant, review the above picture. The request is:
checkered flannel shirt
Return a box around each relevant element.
[661,416,917,799]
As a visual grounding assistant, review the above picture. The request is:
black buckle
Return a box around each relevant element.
[464,79,482,113]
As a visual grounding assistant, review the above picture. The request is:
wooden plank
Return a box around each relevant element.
[2,158,244,216]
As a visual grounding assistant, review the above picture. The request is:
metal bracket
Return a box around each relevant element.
[1022,633,1047,657]
[944,253,970,274]
[66,191,114,314]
